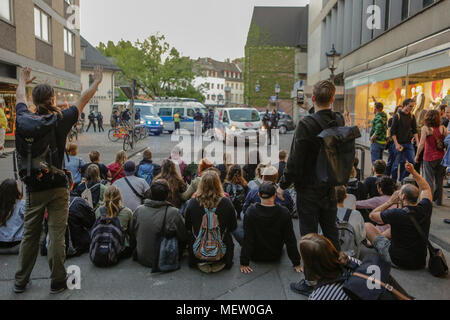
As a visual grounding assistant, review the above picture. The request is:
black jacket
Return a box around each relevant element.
[280,110,343,190]
[390,111,418,144]
[240,204,300,266]
[68,196,96,254]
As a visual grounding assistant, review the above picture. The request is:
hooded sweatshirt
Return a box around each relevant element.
[370,111,388,144]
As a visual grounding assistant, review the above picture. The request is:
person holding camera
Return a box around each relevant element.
[13,66,103,294]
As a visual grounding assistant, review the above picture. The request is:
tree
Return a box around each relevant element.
[98,34,205,102]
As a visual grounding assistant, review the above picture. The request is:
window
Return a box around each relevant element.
[212,95,216,101]
[0,0,13,23]
[211,83,214,89]
[158,108,173,117]
[65,0,75,4]
[187,109,195,117]
[423,0,434,7]
[34,7,51,42]
[81,47,86,60]
[401,0,409,20]
[207,94,210,100]
[174,108,185,116]
[64,28,74,55]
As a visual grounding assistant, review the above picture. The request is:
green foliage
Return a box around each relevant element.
[98,34,204,100]
[114,88,128,102]
[244,46,295,108]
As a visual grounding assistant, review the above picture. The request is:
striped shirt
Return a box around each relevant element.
[309,257,362,301]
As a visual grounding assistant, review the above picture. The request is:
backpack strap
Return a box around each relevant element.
[351,272,412,300]
[124,177,144,200]
[161,206,169,237]
[344,209,353,223]
[69,197,78,210]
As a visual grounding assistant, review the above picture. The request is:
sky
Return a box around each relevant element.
[80,0,309,61]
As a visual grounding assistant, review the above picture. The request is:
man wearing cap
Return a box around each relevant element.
[240,182,302,274]
[113,160,150,212]
[242,166,294,216]
[0,98,8,158]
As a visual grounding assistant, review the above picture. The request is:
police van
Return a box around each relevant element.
[214,107,265,145]
[152,98,207,133]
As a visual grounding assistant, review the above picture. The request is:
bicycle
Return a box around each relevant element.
[123,129,135,151]
[108,126,128,142]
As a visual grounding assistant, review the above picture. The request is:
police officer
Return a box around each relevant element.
[86,111,97,133]
[206,108,215,139]
[96,111,104,132]
[269,110,280,145]
[193,108,204,138]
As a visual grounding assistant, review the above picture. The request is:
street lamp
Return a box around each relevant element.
[326,44,341,84]
[275,83,281,112]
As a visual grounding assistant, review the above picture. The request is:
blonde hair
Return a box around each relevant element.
[196,170,225,209]
[115,150,127,165]
[103,186,122,218]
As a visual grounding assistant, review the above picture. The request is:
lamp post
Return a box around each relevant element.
[275,83,281,112]
[326,44,341,84]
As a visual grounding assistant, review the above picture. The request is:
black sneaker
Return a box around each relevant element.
[50,279,67,294]
[13,281,32,294]
[290,279,314,297]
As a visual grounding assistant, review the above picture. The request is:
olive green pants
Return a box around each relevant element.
[15,188,69,286]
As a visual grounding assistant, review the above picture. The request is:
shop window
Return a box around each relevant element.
[401,0,409,21]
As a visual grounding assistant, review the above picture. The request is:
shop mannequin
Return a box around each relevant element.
[414,86,425,118]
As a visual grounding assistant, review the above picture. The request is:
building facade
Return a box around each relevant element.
[81,36,120,125]
[0,0,81,140]
[308,0,450,144]
[245,6,308,118]
[194,58,244,108]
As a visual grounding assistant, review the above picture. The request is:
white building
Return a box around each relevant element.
[195,58,244,108]
[80,36,121,125]
[193,76,226,107]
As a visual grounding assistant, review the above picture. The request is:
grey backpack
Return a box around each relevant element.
[337,209,358,258]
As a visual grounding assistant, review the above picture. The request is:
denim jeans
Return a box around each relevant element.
[370,142,385,164]
[391,143,415,182]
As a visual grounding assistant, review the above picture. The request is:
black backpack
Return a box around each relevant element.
[310,112,361,187]
[15,111,61,186]
[224,183,246,214]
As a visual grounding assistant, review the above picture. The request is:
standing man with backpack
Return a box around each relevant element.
[13,66,103,294]
[278,80,360,297]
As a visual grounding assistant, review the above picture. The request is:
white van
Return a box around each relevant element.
[214,108,265,145]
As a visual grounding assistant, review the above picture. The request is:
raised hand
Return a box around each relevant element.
[20,68,36,85]
[92,65,103,85]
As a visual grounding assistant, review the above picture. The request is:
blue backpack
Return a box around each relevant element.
[137,163,155,185]
[89,207,124,267]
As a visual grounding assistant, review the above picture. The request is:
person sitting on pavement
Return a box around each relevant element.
[334,186,366,258]
[216,152,233,183]
[182,158,213,202]
[67,185,96,256]
[365,161,433,270]
[239,182,302,275]
[294,233,362,300]
[75,164,107,210]
[356,176,397,223]
[108,150,127,184]
[243,150,260,183]
[184,170,237,273]
[363,160,387,199]
[347,165,367,201]
[95,185,133,257]
[113,161,150,212]
[136,148,161,187]
[130,179,188,268]
[242,166,294,216]
[154,159,187,209]
[0,179,25,255]
[64,143,86,188]
[81,150,111,182]
[223,165,249,219]
[247,163,268,190]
